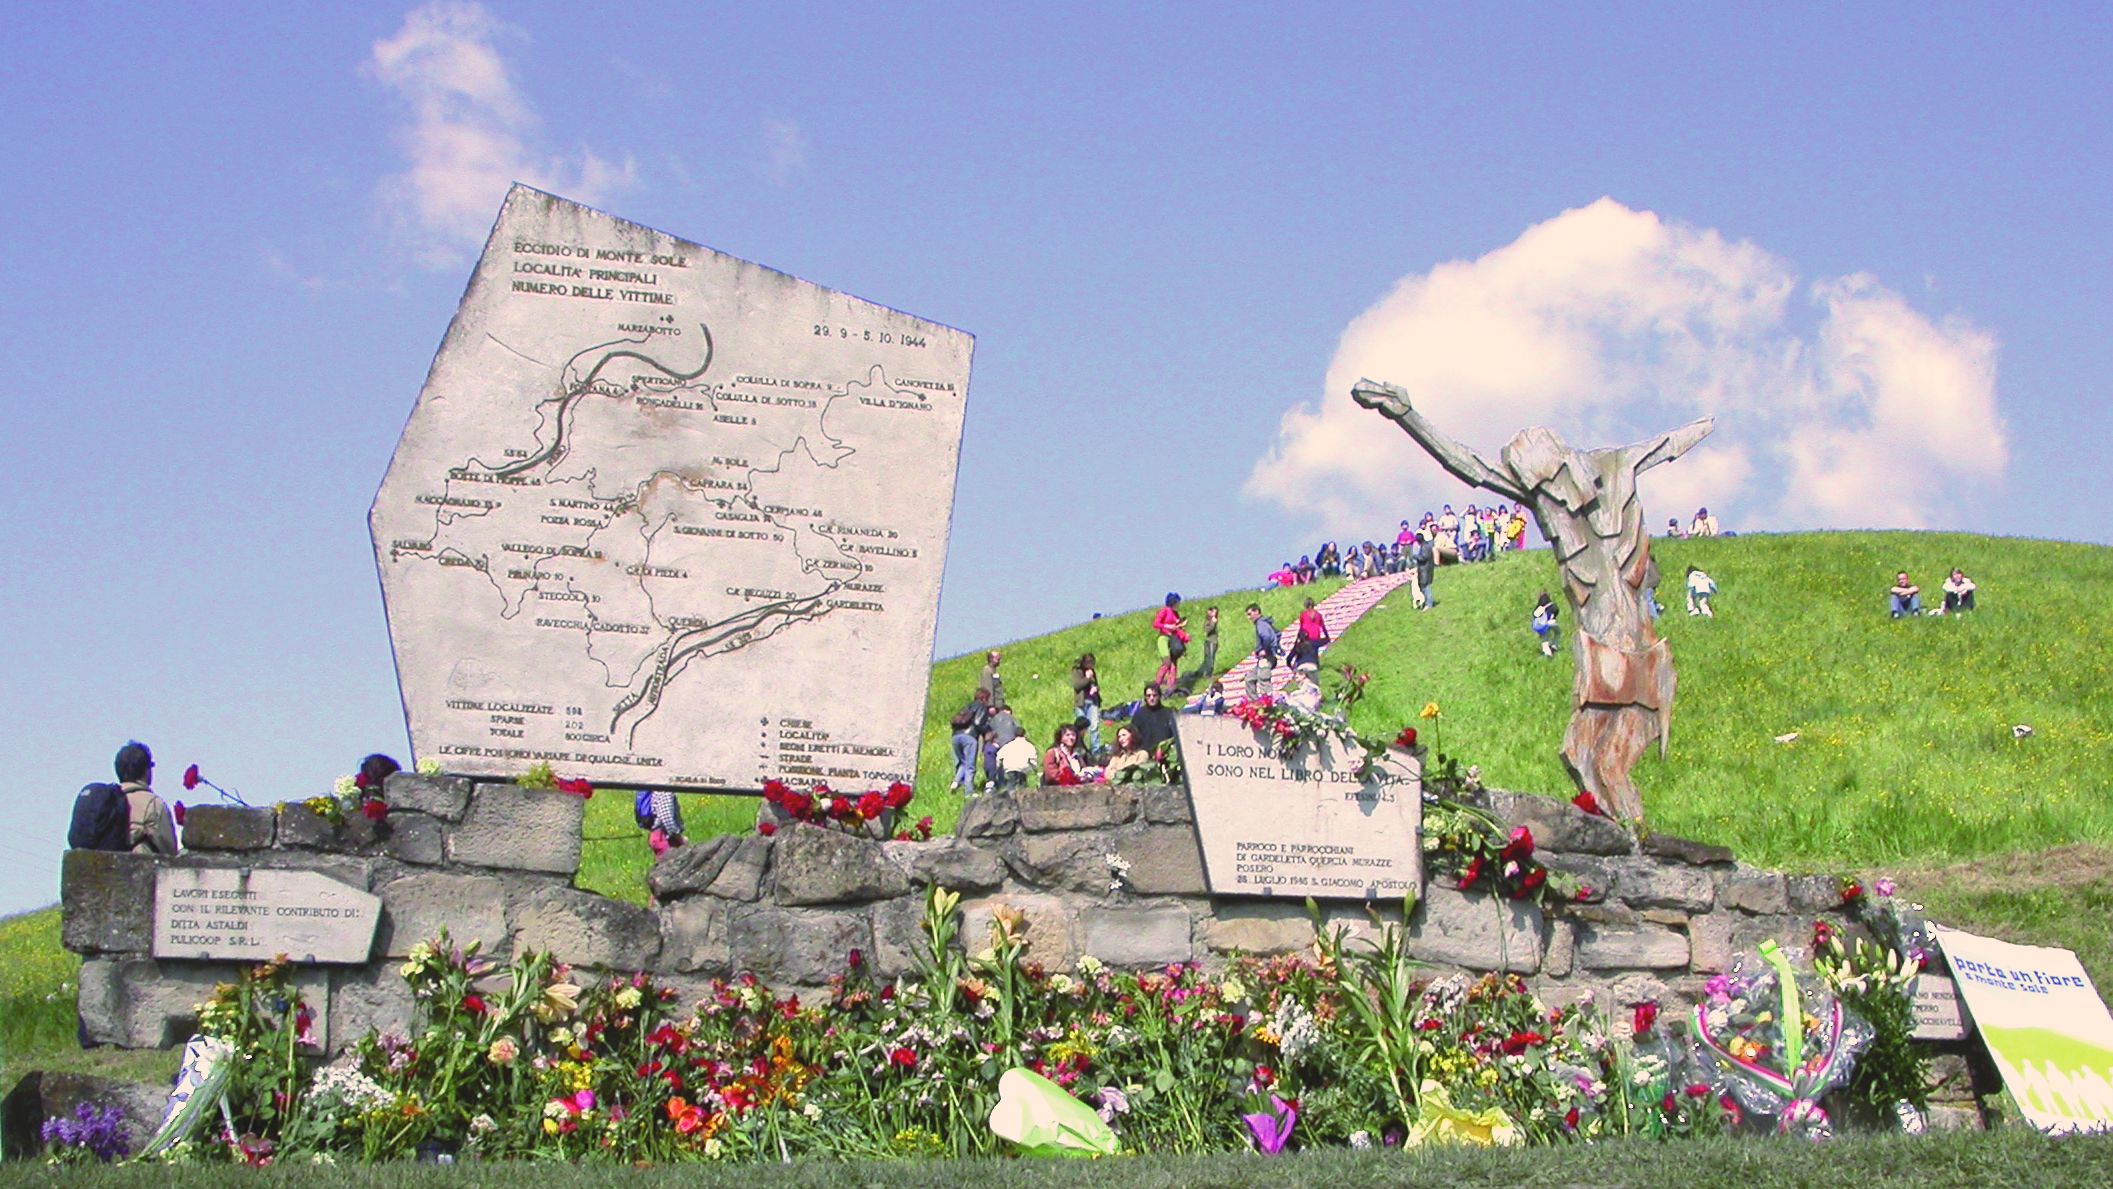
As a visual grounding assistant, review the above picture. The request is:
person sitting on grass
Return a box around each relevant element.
[1532,591,1561,657]
[1130,683,1178,755]
[1685,566,1717,618]
[1315,540,1341,578]
[1268,561,1296,587]
[1041,722,1086,787]
[1192,679,1228,716]
[1889,572,1923,618]
[1343,544,1366,580]
[1665,516,1685,539]
[1103,725,1155,785]
[1294,555,1317,584]
[1941,568,1977,614]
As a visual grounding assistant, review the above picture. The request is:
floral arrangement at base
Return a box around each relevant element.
[306,771,390,827]
[1687,941,1873,1138]
[757,779,916,837]
[1819,876,1936,1124]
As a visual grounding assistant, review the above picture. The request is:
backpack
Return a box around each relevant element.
[634,789,657,830]
[69,782,130,851]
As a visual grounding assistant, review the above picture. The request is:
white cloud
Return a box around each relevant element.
[368,2,635,266]
[761,117,808,185]
[1247,198,2005,535]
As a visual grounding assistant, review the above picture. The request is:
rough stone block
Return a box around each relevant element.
[380,812,445,865]
[1719,867,1789,915]
[1016,788,1137,833]
[1114,826,1209,896]
[707,837,772,901]
[773,826,912,905]
[649,835,737,900]
[1138,785,1195,824]
[1407,887,1543,974]
[511,885,662,970]
[890,839,1006,892]
[959,894,1077,969]
[1786,874,1842,912]
[729,905,871,985]
[868,894,930,979]
[1687,912,1736,974]
[445,786,584,875]
[1486,790,1633,856]
[1610,859,1716,912]
[958,794,1019,839]
[1010,832,1116,895]
[659,897,732,974]
[1926,1103,1984,1132]
[1197,903,1315,955]
[275,804,382,852]
[1641,833,1734,866]
[1,1070,171,1161]
[76,957,227,1048]
[61,850,156,954]
[383,772,473,821]
[1080,904,1192,967]
[1577,923,1691,971]
[181,805,275,851]
[376,871,508,957]
[1544,920,1576,977]
[329,964,416,1052]
[1729,913,1815,957]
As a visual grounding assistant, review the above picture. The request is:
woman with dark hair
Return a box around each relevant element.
[1071,652,1103,751]
[1041,722,1085,787]
[1315,541,1341,578]
[1152,593,1189,694]
[356,754,401,792]
[1532,591,1561,657]
[1288,597,1330,670]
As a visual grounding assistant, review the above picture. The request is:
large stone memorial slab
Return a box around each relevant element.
[1177,715,1422,900]
[372,186,972,790]
[154,868,381,964]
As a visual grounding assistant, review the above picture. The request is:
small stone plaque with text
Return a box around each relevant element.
[1909,971,1971,1041]
[154,867,381,964]
[1177,715,1422,900]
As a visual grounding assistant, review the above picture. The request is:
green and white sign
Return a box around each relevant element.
[1934,924,2113,1133]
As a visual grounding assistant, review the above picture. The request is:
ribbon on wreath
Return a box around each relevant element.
[1689,940,1848,1135]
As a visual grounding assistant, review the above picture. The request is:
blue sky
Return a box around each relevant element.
[3,3,2108,913]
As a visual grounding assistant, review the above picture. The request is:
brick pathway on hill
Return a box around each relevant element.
[1192,570,1413,706]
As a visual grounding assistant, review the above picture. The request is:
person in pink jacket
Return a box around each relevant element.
[1151,592,1190,693]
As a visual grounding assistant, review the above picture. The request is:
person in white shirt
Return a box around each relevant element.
[1941,568,1977,614]
[1284,666,1323,713]
[1689,507,1720,537]
[1685,566,1717,617]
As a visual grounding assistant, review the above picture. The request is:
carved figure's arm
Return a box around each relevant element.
[1626,416,1715,474]
[1351,379,1527,502]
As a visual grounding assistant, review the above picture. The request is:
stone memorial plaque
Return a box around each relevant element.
[1909,971,1971,1041]
[1177,715,1422,900]
[154,868,381,964]
[371,186,972,791]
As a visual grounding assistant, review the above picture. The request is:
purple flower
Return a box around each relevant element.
[1875,876,1897,898]
[1243,1095,1297,1154]
[40,1102,130,1162]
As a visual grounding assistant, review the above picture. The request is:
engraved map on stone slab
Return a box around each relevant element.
[371,186,972,790]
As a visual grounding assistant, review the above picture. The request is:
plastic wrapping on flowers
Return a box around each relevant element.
[1687,942,1873,1139]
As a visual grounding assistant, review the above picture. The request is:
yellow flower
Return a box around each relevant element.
[1420,702,1442,720]
[1407,1080,1519,1148]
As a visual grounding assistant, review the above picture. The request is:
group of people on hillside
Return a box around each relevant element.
[948,647,1185,794]
[1663,507,1722,539]
[1270,504,1532,591]
[1888,569,1979,618]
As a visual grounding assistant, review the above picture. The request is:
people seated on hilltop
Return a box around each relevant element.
[1437,504,1459,548]
[1941,568,1978,614]
[1343,544,1367,580]
[1685,566,1717,618]
[1104,725,1156,784]
[1396,519,1417,548]
[1268,561,1296,587]
[1532,591,1561,657]
[1506,505,1530,551]
[1665,517,1686,539]
[1461,507,1487,562]
[1152,592,1190,693]
[1041,723,1086,787]
[1191,679,1228,716]
[115,741,177,856]
[1130,683,1178,755]
[1690,507,1720,537]
[983,703,1025,789]
[1315,541,1341,578]
[1889,572,1923,618]
[1294,555,1317,584]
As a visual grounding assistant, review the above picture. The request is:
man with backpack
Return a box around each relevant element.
[71,740,176,855]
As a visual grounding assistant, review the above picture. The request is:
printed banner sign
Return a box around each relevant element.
[1933,924,2113,1132]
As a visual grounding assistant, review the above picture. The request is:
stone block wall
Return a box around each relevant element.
[66,773,1868,1055]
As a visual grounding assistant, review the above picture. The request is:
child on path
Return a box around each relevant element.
[1532,591,1561,657]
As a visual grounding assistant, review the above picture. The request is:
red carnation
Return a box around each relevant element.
[183,764,202,791]
[362,799,389,822]
[857,792,884,820]
[1394,727,1417,750]
[889,1046,916,1068]
[1457,856,1485,890]
[462,994,486,1016]
[1840,880,1863,905]
[173,801,186,827]
[1521,867,1546,893]
[1571,790,1603,817]
[757,822,777,836]
[882,781,913,810]
[763,779,789,806]
[354,771,372,792]
[1500,1030,1545,1055]
[847,947,864,970]
[1564,1106,1580,1130]
[1632,1001,1659,1036]
[554,777,594,797]
[1253,1064,1274,1086]
[1661,1091,1678,1113]
[1500,826,1535,861]
[1684,1083,1710,1099]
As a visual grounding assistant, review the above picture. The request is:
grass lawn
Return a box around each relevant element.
[0,1128,2108,1185]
